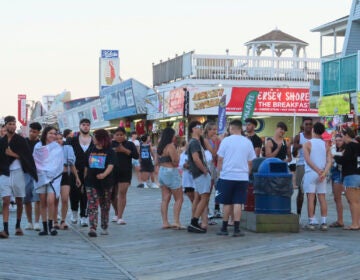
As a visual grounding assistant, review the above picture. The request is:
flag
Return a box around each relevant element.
[217,94,227,135]
[241,90,259,123]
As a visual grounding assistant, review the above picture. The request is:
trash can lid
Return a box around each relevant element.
[256,158,290,174]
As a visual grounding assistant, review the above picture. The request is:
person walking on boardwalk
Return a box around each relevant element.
[303,122,332,231]
[23,122,42,231]
[85,129,115,237]
[54,133,81,230]
[334,127,360,230]
[216,119,256,237]
[157,127,183,229]
[0,116,38,238]
[68,118,94,226]
[187,121,211,233]
[111,127,139,225]
[33,126,64,236]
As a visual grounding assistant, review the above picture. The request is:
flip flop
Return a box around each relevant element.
[171,225,186,230]
[343,226,360,231]
[329,221,344,228]
[162,225,172,229]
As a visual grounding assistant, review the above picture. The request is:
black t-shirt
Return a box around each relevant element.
[334,141,360,177]
[187,138,207,179]
[248,134,262,149]
[25,138,39,153]
[85,147,115,189]
[112,140,139,172]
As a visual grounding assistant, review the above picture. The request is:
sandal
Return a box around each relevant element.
[60,221,69,230]
[171,224,186,230]
[329,221,344,228]
[343,226,360,231]
[53,222,60,230]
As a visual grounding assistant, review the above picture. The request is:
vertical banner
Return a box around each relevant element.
[217,94,227,135]
[18,94,27,126]
[99,50,120,91]
[241,90,259,123]
[183,88,189,117]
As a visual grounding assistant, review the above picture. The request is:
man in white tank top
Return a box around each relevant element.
[292,118,313,216]
[303,122,332,231]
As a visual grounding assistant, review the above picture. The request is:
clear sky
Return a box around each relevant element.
[0,0,352,119]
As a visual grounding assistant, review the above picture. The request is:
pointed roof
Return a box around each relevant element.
[245,29,308,46]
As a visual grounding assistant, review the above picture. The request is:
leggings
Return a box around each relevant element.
[86,187,112,230]
[69,171,88,217]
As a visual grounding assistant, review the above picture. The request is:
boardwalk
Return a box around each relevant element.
[1,180,360,280]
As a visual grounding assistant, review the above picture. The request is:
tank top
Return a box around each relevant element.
[269,138,287,160]
[305,138,326,173]
[140,144,151,161]
[297,133,310,166]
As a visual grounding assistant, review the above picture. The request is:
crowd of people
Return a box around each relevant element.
[1,114,360,239]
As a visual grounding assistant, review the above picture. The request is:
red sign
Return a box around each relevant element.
[165,88,184,116]
[17,94,27,126]
[226,87,317,114]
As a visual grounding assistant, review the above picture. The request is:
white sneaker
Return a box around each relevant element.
[143,183,150,189]
[100,228,109,235]
[80,217,88,227]
[34,223,41,231]
[150,182,159,189]
[71,211,78,224]
[111,216,118,223]
[116,218,126,225]
[25,222,34,230]
[312,218,319,225]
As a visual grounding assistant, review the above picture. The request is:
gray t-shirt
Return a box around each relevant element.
[187,138,207,179]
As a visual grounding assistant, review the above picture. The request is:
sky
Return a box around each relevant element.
[0,0,353,119]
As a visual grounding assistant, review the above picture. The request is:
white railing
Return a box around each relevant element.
[191,54,320,81]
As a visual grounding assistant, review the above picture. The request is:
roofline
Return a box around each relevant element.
[311,15,349,32]
[244,40,308,46]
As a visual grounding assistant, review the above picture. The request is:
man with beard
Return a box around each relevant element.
[0,116,37,238]
[23,122,42,231]
[68,118,94,227]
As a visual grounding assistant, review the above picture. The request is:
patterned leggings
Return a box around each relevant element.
[86,187,112,230]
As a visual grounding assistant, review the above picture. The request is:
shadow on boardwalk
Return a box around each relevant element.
[1,182,360,280]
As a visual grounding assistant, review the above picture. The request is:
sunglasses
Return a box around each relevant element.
[195,125,203,129]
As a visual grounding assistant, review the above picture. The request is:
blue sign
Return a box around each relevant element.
[101,50,119,58]
[217,94,227,135]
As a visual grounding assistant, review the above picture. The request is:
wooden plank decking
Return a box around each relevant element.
[1,180,359,280]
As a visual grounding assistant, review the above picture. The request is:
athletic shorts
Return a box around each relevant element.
[114,170,132,184]
[158,166,181,190]
[343,175,360,189]
[60,172,71,186]
[0,169,26,198]
[193,173,211,194]
[23,173,40,203]
[215,178,248,204]
[184,187,195,193]
[303,170,327,194]
[140,161,154,173]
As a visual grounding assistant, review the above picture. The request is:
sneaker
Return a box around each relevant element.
[71,211,78,224]
[80,217,88,227]
[137,183,145,188]
[320,223,328,231]
[111,216,118,223]
[150,182,159,189]
[214,210,222,219]
[187,224,207,233]
[117,219,126,225]
[311,218,319,225]
[50,228,58,236]
[100,228,109,235]
[143,183,150,189]
[25,223,34,230]
[0,231,9,238]
[216,230,229,236]
[304,224,316,231]
[233,230,245,237]
[88,228,97,237]
[38,231,48,236]
[34,223,41,231]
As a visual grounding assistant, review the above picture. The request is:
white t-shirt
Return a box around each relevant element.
[179,151,194,188]
[217,134,256,181]
[130,139,140,147]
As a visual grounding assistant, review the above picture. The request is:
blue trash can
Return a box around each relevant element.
[253,158,293,214]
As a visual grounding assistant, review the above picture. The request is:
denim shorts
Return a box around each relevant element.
[23,173,40,203]
[158,166,181,190]
[330,167,342,184]
[343,175,360,189]
[193,173,211,194]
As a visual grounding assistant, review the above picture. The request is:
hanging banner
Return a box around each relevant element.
[241,90,259,123]
[99,50,120,91]
[217,94,227,135]
[18,94,27,126]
